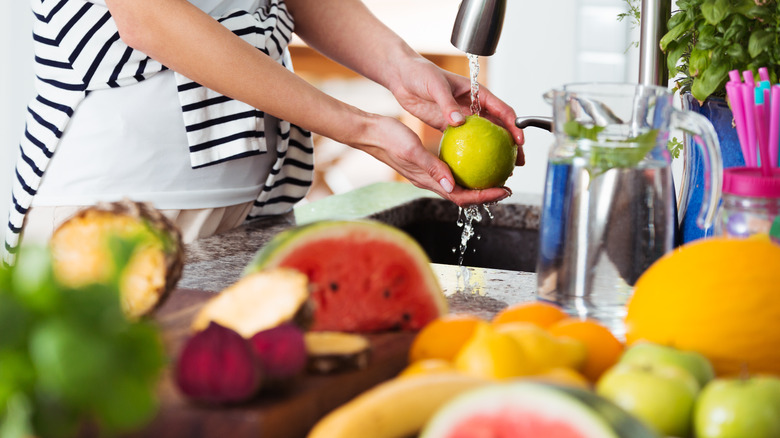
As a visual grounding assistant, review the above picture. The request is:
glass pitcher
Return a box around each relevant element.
[532,83,722,337]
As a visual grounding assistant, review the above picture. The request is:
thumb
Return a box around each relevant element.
[429,82,465,127]
[424,153,456,195]
[422,154,455,198]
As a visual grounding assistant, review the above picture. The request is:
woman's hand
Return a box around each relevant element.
[350,115,513,207]
[388,56,526,166]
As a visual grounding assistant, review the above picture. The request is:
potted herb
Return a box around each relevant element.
[660,0,780,102]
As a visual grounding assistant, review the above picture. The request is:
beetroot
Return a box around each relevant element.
[250,323,307,388]
[175,322,262,404]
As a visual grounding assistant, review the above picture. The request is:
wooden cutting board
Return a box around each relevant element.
[129,289,416,438]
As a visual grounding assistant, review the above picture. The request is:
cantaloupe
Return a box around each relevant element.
[625,237,780,376]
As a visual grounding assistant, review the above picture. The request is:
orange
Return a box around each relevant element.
[548,317,623,383]
[625,237,780,376]
[408,314,486,363]
[492,301,568,328]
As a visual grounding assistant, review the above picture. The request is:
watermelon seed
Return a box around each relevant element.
[329,282,339,292]
[402,312,411,322]
[383,289,391,298]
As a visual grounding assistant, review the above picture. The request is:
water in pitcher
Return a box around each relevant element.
[536,152,674,338]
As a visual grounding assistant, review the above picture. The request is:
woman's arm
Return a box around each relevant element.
[286,0,525,149]
[104,0,513,205]
[106,0,365,145]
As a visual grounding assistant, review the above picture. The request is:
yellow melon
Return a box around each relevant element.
[625,237,780,377]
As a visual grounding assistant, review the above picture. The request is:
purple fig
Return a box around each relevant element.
[175,321,261,404]
[249,323,307,387]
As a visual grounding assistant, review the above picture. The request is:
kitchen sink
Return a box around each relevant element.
[369,197,540,272]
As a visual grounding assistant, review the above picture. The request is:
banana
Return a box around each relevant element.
[307,373,491,438]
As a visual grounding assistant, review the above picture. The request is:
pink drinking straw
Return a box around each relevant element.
[730,69,742,84]
[742,81,758,166]
[771,85,780,168]
[726,82,750,164]
[763,86,771,135]
[744,70,755,87]
[755,103,772,176]
[759,67,770,82]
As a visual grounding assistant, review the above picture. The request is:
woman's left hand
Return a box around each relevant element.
[388,57,525,166]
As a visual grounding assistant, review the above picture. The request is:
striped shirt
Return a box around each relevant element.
[4,0,314,266]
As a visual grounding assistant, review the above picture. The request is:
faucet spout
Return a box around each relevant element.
[450,0,506,56]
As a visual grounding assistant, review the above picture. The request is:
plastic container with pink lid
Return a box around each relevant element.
[716,167,780,242]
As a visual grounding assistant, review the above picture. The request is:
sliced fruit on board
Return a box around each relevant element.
[49,199,184,319]
[420,381,660,438]
[304,331,372,375]
[307,373,490,438]
[245,220,447,332]
[191,268,312,338]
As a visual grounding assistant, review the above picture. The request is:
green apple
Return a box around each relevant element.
[694,375,780,438]
[596,362,699,437]
[620,341,714,387]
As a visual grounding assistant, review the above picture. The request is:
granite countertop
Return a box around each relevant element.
[178,185,541,320]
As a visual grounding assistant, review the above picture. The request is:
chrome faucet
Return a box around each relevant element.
[450,0,506,56]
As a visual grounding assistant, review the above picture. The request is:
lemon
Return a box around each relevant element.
[439,115,517,189]
[495,322,587,372]
[453,324,532,379]
[528,367,591,389]
[399,359,457,378]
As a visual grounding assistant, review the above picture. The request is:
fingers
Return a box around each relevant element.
[420,152,456,195]
[425,70,467,129]
[445,186,513,207]
[516,146,526,167]
[478,86,525,147]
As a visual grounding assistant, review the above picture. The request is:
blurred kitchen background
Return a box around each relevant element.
[0,0,642,243]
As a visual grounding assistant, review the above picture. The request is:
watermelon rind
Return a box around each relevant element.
[244,220,448,330]
[420,381,660,438]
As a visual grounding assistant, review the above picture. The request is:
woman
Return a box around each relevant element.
[4,0,524,265]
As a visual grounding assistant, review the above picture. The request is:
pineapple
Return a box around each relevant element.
[49,199,184,318]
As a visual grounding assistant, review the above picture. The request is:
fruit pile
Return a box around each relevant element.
[403,301,622,386]
[312,285,780,438]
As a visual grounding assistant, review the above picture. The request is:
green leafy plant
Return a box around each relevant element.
[0,242,166,438]
[660,0,780,102]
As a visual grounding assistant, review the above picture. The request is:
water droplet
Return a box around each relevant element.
[483,203,494,220]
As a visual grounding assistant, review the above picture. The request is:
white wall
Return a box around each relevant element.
[0,2,35,246]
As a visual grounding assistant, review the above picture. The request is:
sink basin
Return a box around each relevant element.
[402,220,538,271]
[369,198,540,272]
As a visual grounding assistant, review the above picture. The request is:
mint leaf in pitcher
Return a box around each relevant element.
[564,120,605,140]
[590,129,660,170]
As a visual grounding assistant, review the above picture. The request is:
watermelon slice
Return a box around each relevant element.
[245,220,447,332]
[421,381,660,438]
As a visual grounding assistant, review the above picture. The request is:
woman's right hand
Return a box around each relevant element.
[350,114,512,207]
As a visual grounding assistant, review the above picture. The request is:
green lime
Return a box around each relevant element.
[439,115,517,189]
